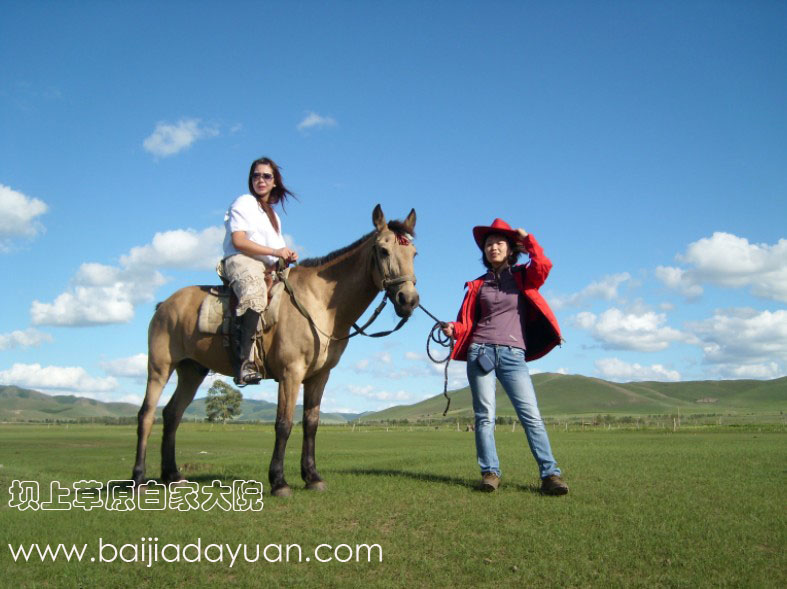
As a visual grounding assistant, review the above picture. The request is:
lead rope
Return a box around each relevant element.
[418,304,455,416]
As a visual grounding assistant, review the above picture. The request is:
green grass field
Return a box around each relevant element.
[1,423,784,588]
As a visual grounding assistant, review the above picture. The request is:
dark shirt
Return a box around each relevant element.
[470,267,526,350]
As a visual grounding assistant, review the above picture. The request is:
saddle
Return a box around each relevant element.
[196,263,290,382]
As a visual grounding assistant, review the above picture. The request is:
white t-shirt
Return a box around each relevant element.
[223,194,286,266]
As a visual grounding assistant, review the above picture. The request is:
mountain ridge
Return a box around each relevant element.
[1,374,784,423]
[0,385,362,423]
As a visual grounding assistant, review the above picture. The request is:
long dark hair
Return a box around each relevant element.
[247,156,296,233]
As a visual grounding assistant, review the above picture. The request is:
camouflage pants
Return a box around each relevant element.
[222,254,270,317]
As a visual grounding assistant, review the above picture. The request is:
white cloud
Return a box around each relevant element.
[654,266,704,299]
[100,353,148,378]
[658,232,787,302]
[296,111,337,132]
[0,184,48,249]
[0,328,53,350]
[31,226,223,326]
[143,118,219,157]
[120,226,224,270]
[686,308,787,378]
[573,307,685,352]
[347,384,413,402]
[397,350,468,390]
[348,348,466,388]
[595,357,681,382]
[351,351,402,376]
[550,273,631,309]
[30,265,166,325]
[0,363,117,392]
[714,362,782,379]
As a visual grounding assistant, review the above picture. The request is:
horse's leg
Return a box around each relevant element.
[132,358,173,486]
[161,360,209,484]
[301,370,330,491]
[269,368,305,497]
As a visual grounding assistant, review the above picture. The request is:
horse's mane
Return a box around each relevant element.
[299,221,415,268]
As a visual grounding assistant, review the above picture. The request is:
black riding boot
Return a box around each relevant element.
[234,309,263,385]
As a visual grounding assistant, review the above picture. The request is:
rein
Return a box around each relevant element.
[418,303,455,416]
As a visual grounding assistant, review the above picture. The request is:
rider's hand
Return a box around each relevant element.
[277,247,298,264]
[441,323,454,338]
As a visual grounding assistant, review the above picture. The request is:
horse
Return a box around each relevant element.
[131,205,418,497]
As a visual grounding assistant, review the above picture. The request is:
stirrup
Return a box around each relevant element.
[234,373,263,387]
[234,362,263,386]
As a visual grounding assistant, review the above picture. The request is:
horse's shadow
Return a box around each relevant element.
[336,468,542,494]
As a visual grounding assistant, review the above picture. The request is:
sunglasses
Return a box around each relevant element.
[252,172,274,181]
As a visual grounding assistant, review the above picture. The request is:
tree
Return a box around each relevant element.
[205,380,243,423]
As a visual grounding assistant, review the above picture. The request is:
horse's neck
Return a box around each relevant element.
[301,237,380,331]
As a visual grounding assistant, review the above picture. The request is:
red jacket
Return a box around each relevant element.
[450,234,562,362]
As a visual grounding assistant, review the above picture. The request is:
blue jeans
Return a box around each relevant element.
[467,343,561,479]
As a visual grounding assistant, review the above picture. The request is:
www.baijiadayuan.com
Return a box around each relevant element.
[8,539,384,567]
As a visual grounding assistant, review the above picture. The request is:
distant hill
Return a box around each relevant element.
[0,385,361,424]
[0,385,141,421]
[360,373,787,421]
[2,375,784,423]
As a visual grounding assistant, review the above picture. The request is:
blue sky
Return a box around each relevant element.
[1,1,785,413]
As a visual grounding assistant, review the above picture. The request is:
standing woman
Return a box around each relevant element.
[222,157,298,385]
[442,219,568,495]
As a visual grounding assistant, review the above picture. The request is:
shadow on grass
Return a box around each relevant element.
[336,468,542,494]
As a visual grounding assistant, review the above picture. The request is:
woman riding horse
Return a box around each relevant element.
[132,205,418,497]
[222,156,298,385]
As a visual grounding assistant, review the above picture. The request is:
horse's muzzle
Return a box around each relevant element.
[392,285,419,317]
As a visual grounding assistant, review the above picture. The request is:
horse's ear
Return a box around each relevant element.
[404,209,416,233]
[372,204,386,232]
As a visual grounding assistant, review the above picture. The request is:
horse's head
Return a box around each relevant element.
[371,204,419,317]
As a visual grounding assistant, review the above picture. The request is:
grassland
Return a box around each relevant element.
[1,423,784,588]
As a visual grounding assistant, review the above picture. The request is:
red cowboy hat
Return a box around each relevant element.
[472,218,522,250]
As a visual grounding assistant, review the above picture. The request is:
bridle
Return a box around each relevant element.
[372,231,417,301]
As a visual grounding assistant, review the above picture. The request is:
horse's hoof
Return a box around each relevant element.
[271,485,293,498]
[305,481,326,492]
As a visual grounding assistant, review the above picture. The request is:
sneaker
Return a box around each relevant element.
[478,472,500,492]
[540,474,568,496]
